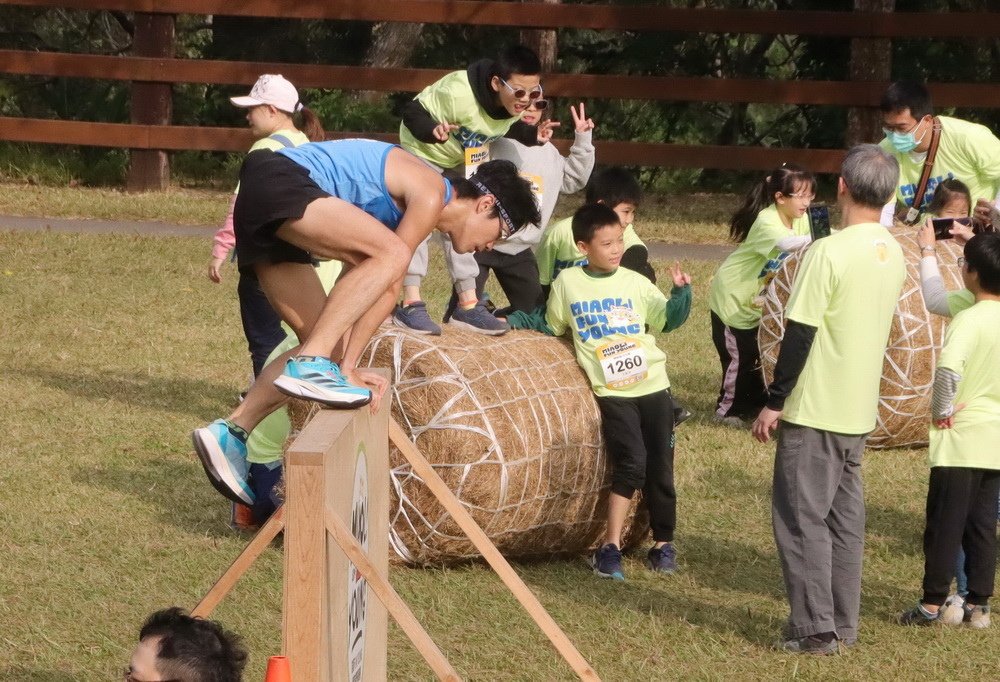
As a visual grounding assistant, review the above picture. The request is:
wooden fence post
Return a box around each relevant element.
[126,13,174,191]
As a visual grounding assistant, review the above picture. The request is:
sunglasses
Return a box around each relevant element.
[498,78,543,101]
[527,99,549,111]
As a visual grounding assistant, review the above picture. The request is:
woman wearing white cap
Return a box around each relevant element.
[207,74,325,378]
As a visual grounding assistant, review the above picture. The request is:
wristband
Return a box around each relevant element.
[920,245,936,253]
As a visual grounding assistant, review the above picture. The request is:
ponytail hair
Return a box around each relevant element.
[296,105,325,142]
[728,164,815,243]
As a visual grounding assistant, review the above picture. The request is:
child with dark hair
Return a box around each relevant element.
[536,167,649,295]
[927,178,972,221]
[511,203,692,580]
[127,607,247,682]
[395,44,557,335]
[899,232,1000,629]
[463,100,596,316]
[707,164,816,426]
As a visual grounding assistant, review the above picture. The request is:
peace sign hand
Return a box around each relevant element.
[570,103,595,133]
[432,121,459,142]
[537,119,561,144]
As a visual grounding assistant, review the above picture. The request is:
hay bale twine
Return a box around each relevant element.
[758,224,965,448]
[332,325,650,566]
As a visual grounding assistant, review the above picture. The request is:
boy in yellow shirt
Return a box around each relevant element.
[512,203,692,579]
[898,232,1000,629]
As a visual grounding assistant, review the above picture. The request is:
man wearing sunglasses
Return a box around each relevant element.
[879,81,1000,226]
[396,45,558,335]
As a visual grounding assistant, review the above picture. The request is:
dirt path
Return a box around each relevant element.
[1,214,735,261]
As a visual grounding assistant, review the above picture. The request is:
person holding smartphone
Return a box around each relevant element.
[707,164,815,427]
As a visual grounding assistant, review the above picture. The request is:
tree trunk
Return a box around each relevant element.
[846,0,894,147]
[356,22,424,103]
[519,0,559,72]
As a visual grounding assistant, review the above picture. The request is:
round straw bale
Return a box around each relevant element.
[758,224,965,448]
[330,325,651,566]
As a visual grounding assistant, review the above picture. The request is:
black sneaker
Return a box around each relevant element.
[590,543,625,581]
[646,543,677,574]
[673,405,693,427]
[897,603,940,626]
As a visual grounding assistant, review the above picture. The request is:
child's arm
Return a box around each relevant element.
[208,194,238,283]
[931,367,964,427]
[561,103,596,194]
[621,224,656,284]
[663,262,693,332]
[401,99,451,144]
[506,306,555,335]
[505,120,545,146]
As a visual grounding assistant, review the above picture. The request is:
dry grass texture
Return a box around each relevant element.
[309,325,650,565]
[759,224,965,448]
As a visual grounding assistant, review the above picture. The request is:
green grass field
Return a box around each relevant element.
[0,193,994,681]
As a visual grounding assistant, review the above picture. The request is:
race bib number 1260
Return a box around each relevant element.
[596,338,647,390]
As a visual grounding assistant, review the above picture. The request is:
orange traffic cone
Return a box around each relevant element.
[264,656,291,682]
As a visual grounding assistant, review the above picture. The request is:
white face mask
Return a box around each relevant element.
[883,118,928,154]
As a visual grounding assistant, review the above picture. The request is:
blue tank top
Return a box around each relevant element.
[278,139,452,230]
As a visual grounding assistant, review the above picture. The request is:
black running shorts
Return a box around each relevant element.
[233,150,330,271]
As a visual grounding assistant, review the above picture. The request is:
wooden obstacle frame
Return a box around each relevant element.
[191,370,600,681]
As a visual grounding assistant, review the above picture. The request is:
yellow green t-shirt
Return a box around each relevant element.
[398,69,520,171]
[536,217,644,285]
[929,300,1000,469]
[880,115,1000,212]
[708,204,810,329]
[234,129,310,195]
[781,223,906,434]
[947,288,976,316]
[547,266,670,398]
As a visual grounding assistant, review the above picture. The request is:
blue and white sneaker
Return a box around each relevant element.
[192,419,254,505]
[272,356,372,408]
[392,302,441,335]
[448,301,510,336]
[591,543,625,581]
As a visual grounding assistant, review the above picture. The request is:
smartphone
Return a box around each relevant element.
[807,204,831,241]
[932,216,971,240]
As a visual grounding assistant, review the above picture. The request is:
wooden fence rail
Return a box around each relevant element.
[8,0,1000,37]
[4,50,1000,108]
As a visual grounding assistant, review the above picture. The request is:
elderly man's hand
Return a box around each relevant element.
[752,407,782,443]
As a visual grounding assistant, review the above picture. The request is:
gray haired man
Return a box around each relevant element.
[752,144,907,653]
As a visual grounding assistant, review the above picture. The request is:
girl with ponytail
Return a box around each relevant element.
[206,74,328,530]
[708,164,816,426]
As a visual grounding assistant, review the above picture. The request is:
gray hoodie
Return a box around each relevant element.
[489,130,595,255]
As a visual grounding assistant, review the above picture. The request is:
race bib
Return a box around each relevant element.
[464,145,489,179]
[596,338,647,390]
[521,172,544,213]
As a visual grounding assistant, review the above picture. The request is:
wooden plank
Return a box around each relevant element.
[0,117,848,171]
[191,507,285,619]
[388,419,601,682]
[4,50,1000,108]
[5,0,1000,37]
[324,508,461,682]
[2,50,996,108]
[284,419,333,682]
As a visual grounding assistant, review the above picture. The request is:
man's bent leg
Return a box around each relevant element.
[772,423,842,639]
[829,433,867,643]
[274,197,411,358]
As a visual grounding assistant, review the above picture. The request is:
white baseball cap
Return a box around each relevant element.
[230,74,301,113]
